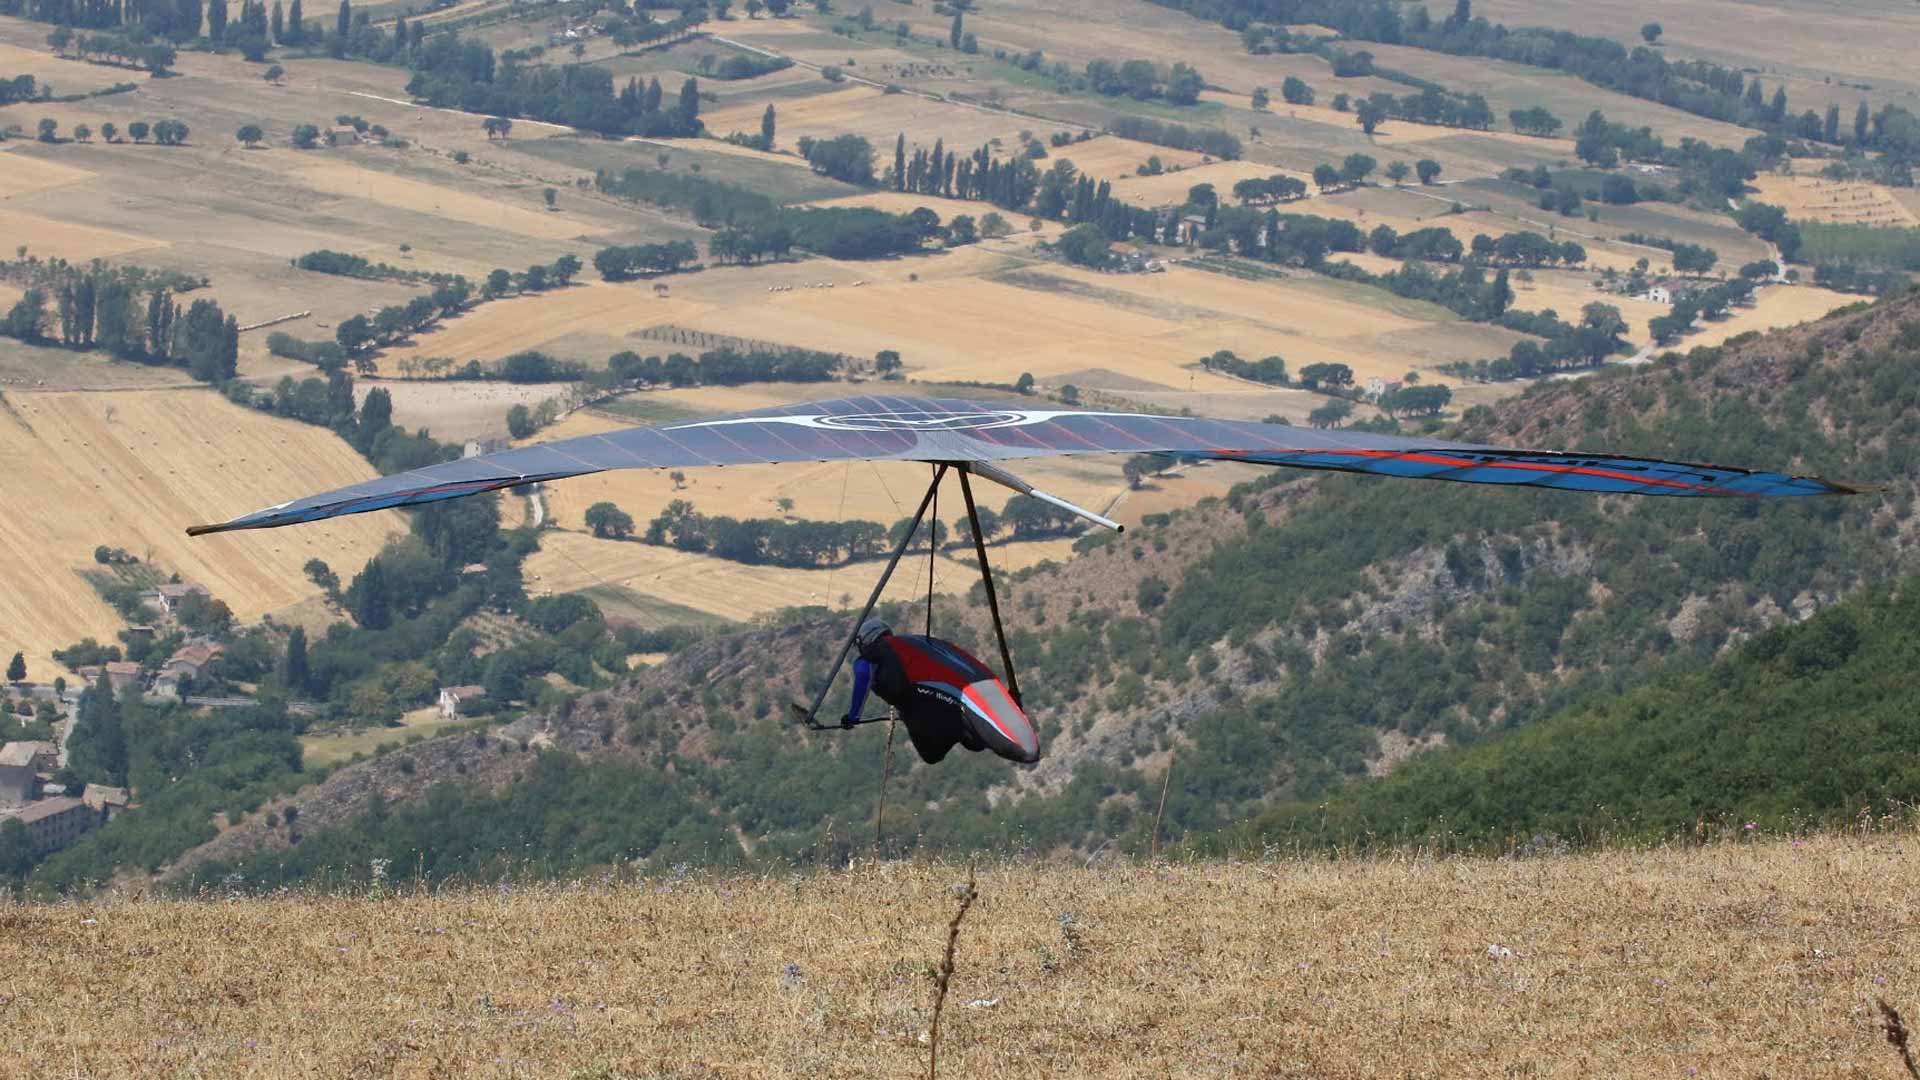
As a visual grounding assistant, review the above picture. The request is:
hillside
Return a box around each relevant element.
[159,291,1920,888]
[1238,573,1920,851]
[0,388,402,674]
[11,835,1920,1077]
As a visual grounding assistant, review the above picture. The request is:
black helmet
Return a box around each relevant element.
[856,617,891,650]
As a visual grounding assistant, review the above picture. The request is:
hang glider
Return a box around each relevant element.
[187,394,1862,537]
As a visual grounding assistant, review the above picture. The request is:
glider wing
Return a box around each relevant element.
[186,394,1864,535]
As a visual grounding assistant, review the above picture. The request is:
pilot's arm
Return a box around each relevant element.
[844,655,873,727]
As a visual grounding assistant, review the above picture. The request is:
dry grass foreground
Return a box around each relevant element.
[0,389,400,674]
[5,832,1917,1077]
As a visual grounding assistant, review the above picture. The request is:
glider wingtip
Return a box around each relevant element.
[186,522,232,537]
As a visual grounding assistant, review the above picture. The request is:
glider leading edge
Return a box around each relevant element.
[186,395,1867,767]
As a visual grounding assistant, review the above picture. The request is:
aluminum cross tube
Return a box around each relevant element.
[958,465,1023,708]
[800,462,949,725]
[965,459,1124,533]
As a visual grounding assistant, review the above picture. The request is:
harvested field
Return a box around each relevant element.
[1751,173,1920,227]
[1675,284,1859,350]
[0,206,160,261]
[0,146,96,198]
[353,379,576,444]
[0,389,399,675]
[277,157,614,242]
[700,82,1029,157]
[8,833,1919,1077]
[1048,134,1206,183]
[1509,271,1668,346]
[1108,160,1309,207]
[0,41,140,94]
[373,280,700,374]
[1472,0,1920,110]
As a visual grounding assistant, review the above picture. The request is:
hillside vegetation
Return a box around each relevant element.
[1236,574,1920,851]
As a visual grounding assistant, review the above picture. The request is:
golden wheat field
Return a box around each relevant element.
[0,390,401,674]
[4,832,1917,1077]
[1750,172,1920,228]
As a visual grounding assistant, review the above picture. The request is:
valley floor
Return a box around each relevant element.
[3,830,1915,1076]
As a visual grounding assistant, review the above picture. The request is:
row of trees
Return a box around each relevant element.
[0,263,236,382]
[30,116,186,143]
[44,27,176,71]
[592,241,699,280]
[1082,58,1205,105]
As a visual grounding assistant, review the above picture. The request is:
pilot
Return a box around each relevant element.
[846,617,1036,764]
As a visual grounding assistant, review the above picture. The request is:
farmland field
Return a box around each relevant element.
[1751,172,1920,227]
[0,390,400,675]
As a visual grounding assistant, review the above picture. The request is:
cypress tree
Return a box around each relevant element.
[282,625,309,694]
[1854,101,1870,143]
[760,103,775,149]
[206,0,226,41]
[893,132,906,191]
[286,0,302,43]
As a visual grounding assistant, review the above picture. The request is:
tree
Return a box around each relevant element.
[483,116,512,140]
[1308,398,1353,428]
[1312,163,1341,191]
[291,123,320,148]
[287,0,304,42]
[1251,86,1269,110]
[129,121,150,143]
[69,671,125,786]
[484,268,513,298]
[237,124,265,148]
[271,0,284,42]
[1055,223,1112,267]
[761,103,775,149]
[506,403,535,439]
[6,652,23,684]
[304,558,340,600]
[1340,153,1376,186]
[874,348,903,375]
[73,124,91,143]
[101,122,118,143]
[1356,99,1387,135]
[1385,160,1410,184]
[585,501,636,539]
[1855,101,1870,143]
[264,64,284,83]
[893,132,907,192]
[543,187,558,209]
[1281,76,1313,106]
[1639,22,1661,44]
[335,313,373,354]
[333,0,350,54]
[37,118,57,143]
[1824,104,1841,144]
[1416,159,1442,184]
[282,625,309,694]
[552,253,582,285]
[949,9,962,49]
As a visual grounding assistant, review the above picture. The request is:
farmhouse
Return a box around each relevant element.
[0,740,56,807]
[8,796,96,854]
[150,581,210,616]
[439,685,488,720]
[1638,285,1674,305]
[162,642,223,682]
[103,660,143,696]
[82,783,132,821]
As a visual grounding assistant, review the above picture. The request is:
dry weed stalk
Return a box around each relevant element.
[1881,999,1919,1079]
[927,867,978,1080]
[1149,751,1175,862]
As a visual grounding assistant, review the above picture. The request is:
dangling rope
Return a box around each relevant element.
[926,466,938,637]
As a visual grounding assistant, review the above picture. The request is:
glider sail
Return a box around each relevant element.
[186,395,1864,536]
